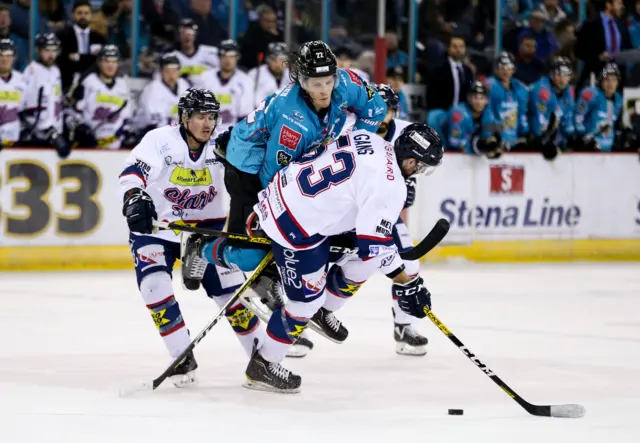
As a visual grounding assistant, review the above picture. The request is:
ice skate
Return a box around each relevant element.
[310,307,348,343]
[181,234,208,291]
[394,323,428,356]
[287,333,314,358]
[244,343,301,393]
[251,262,285,309]
[170,351,199,387]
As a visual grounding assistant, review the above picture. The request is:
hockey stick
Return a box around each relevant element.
[424,308,585,418]
[152,218,450,262]
[119,250,274,396]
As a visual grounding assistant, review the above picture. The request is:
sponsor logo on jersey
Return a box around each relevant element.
[489,165,524,194]
[280,172,288,188]
[136,244,166,271]
[358,117,380,127]
[339,101,348,113]
[182,65,207,76]
[293,110,305,121]
[384,144,396,180]
[0,91,22,103]
[216,93,232,105]
[366,86,375,101]
[375,218,393,236]
[164,186,217,211]
[302,269,327,298]
[205,157,220,165]
[368,244,397,257]
[96,93,125,107]
[283,114,309,131]
[374,106,385,116]
[345,69,362,86]
[277,150,293,166]
[281,249,302,289]
[279,125,302,151]
[135,158,151,179]
[169,167,213,186]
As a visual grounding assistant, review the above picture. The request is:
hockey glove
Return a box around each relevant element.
[246,210,266,238]
[214,126,233,159]
[46,128,71,159]
[404,177,417,208]
[123,188,157,234]
[392,275,431,319]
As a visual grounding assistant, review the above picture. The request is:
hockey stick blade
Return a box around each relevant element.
[399,218,450,261]
[424,308,585,418]
[120,251,274,396]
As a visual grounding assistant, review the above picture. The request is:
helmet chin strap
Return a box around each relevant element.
[182,115,210,147]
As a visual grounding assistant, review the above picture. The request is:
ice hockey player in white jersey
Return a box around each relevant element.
[118,89,266,387]
[232,124,443,392]
[136,53,189,132]
[248,42,289,108]
[169,19,220,86]
[69,45,132,149]
[0,38,26,147]
[20,33,69,157]
[195,39,254,132]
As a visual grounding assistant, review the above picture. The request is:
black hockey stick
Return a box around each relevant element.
[119,250,274,396]
[424,308,585,418]
[152,218,450,262]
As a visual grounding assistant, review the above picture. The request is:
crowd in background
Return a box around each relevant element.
[1,0,640,155]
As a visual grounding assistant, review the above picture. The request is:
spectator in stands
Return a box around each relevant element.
[387,66,409,120]
[8,0,48,70]
[101,0,151,61]
[41,0,67,32]
[186,0,223,48]
[554,19,578,73]
[514,34,546,85]
[426,35,473,112]
[57,0,107,92]
[385,29,409,70]
[240,4,283,71]
[0,4,26,71]
[517,10,559,61]
[536,0,568,24]
[575,0,631,89]
[626,0,640,47]
[141,0,175,43]
[334,45,369,83]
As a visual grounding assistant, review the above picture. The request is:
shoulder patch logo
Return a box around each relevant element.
[279,125,302,151]
[345,69,362,86]
[276,150,293,166]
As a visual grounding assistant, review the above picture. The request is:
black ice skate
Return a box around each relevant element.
[244,343,301,393]
[310,308,348,343]
[394,323,428,356]
[287,334,314,358]
[251,262,285,309]
[181,234,208,291]
[170,351,199,387]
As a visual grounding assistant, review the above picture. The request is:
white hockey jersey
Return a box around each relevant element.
[255,129,407,274]
[194,69,254,132]
[119,125,229,243]
[135,78,190,129]
[77,73,132,149]
[248,64,290,108]
[0,71,26,146]
[22,61,63,138]
[167,46,220,87]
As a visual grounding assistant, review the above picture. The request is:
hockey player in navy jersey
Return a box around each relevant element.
[447,81,502,156]
[185,41,387,344]
[528,57,575,159]
[486,52,529,148]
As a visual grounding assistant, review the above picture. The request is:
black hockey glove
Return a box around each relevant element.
[123,188,157,234]
[404,177,417,208]
[46,128,71,159]
[392,275,431,319]
[214,126,233,159]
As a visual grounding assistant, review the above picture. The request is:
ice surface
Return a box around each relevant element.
[1,263,640,443]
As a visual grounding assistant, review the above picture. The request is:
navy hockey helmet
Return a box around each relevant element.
[179,18,198,32]
[159,53,180,69]
[599,62,620,81]
[296,41,337,78]
[36,33,61,50]
[0,38,16,56]
[98,44,120,61]
[219,39,240,56]
[394,123,443,177]
[266,42,287,59]
[374,84,399,114]
[468,80,488,96]
[549,56,572,76]
[178,88,220,121]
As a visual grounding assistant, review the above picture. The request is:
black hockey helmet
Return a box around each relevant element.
[495,51,515,69]
[394,123,443,177]
[599,62,620,81]
[296,41,337,78]
[179,18,198,32]
[219,39,240,56]
[159,53,180,69]
[98,44,120,61]
[178,88,220,122]
[468,80,488,96]
[0,38,16,55]
[36,33,60,50]
[549,56,572,76]
[374,84,399,114]
[267,42,287,59]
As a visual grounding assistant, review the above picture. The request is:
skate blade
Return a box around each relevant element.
[395,342,427,356]
[307,320,346,344]
[243,377,301,394]
[170,372,199,388]
[286,344,310,358]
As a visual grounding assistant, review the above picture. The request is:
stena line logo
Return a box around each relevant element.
[490,165,524,194]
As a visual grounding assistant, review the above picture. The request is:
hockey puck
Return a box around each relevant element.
[448,409,464,416]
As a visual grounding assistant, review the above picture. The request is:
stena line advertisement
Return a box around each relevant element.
[412,153,640,244]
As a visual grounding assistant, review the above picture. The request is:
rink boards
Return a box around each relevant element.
[0,149,639,270]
